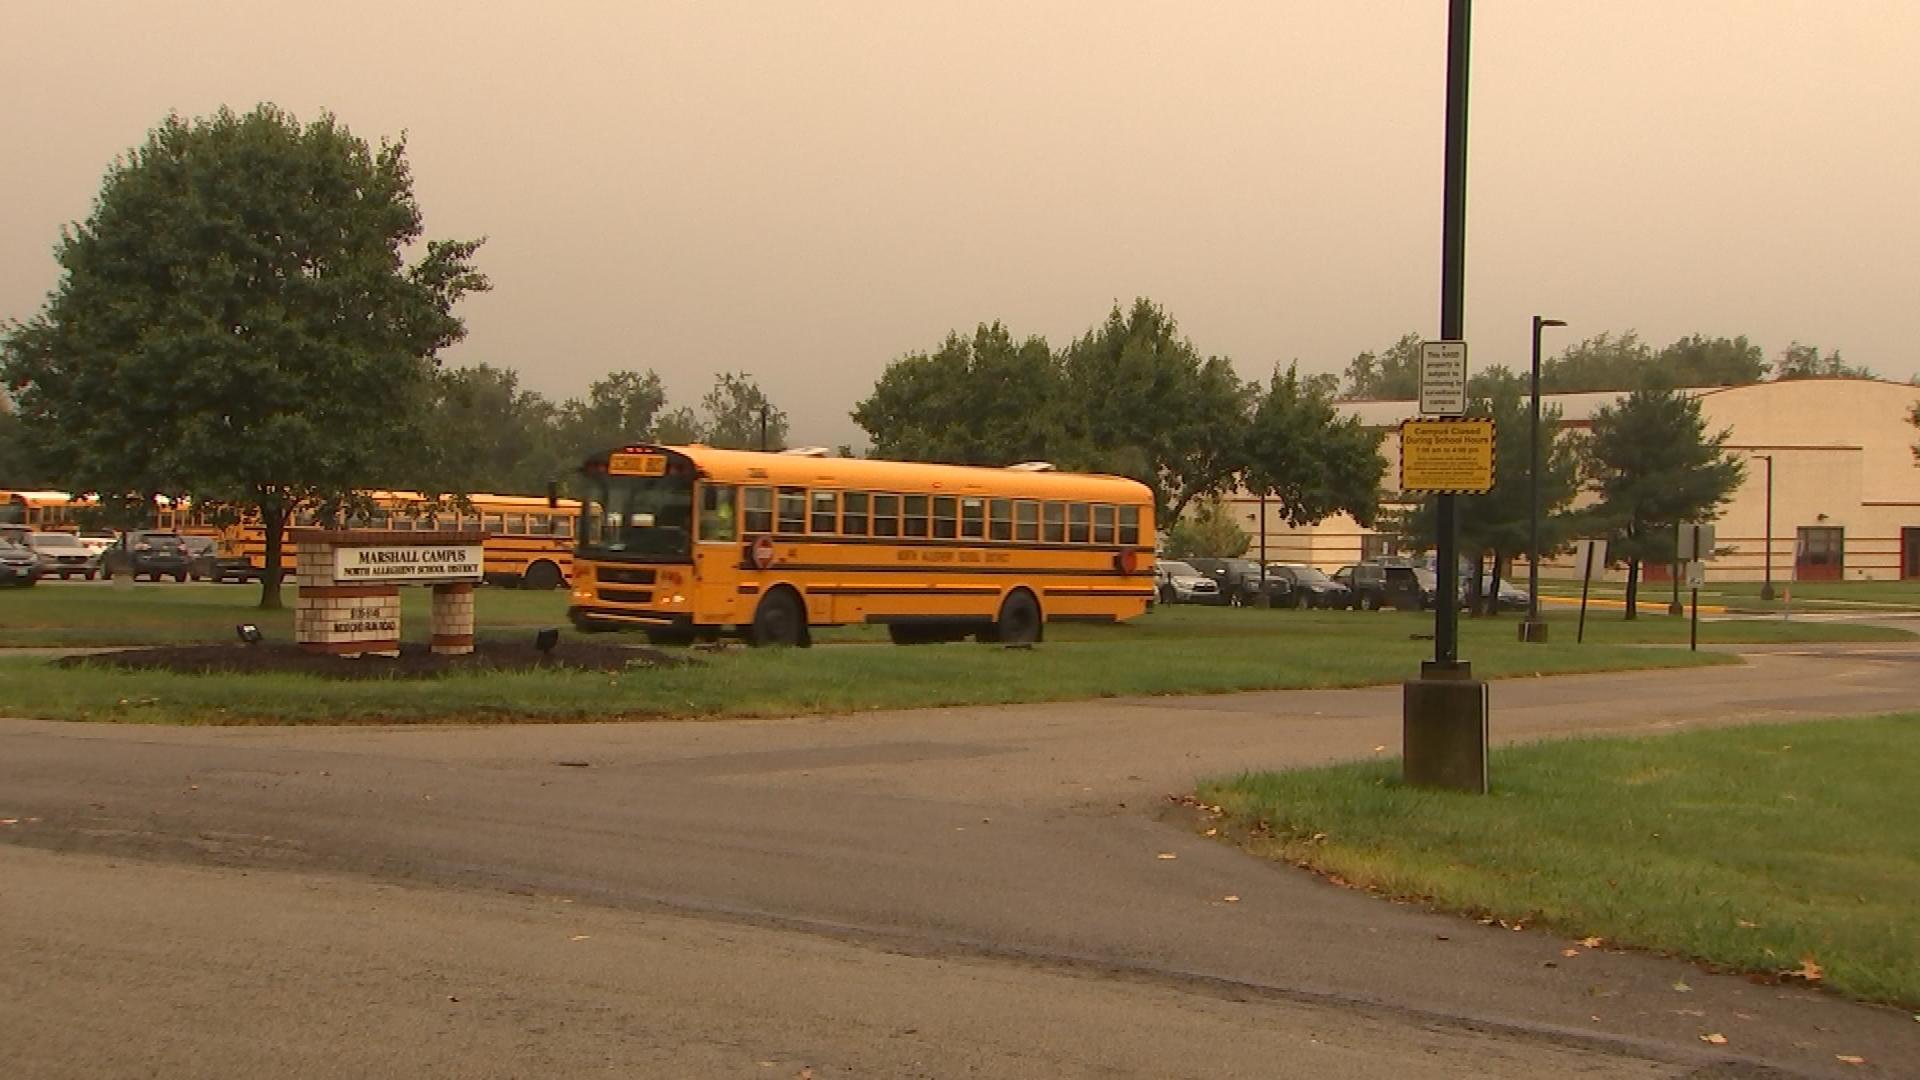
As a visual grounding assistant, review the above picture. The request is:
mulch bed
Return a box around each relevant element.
[58,640,697,680]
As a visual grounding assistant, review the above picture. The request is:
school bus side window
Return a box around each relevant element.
[1014,501,1039,542]
[989,499,1012,541]
[1042,503,1065,543]
[1119,506,1140,546]
[962,498,986,540]
[1092,505,1114,544]
[743,487,773,533]
[903,495,930,538]
[871,494,900,537]
[777,488,806,534]
[841,492,869,536]
[701,486,737,542]
[932,496,958,539]
[811,491,837,534]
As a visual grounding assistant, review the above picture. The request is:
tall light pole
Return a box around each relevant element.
[1754,453,1775,600]
[1520,315,1564,643]
[1402,0,1487,794]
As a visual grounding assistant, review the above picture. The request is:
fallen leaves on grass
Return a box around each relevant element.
[1561,949,1581,958]
[1579,936,1604,948]
[1673,979,1692,993]
[1782,955,1824,984]
[1700,1033,1728,1045]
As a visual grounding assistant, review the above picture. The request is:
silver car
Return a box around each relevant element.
[1153,560,1223,605]
[27,531,100,580]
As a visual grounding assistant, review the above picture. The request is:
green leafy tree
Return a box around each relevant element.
[652,405,704,445]
[1340,332,1423,399]
[1242,364,1387,529]
[556,369,670,460]
[1162,497,1249,559]
[1583,385,1745,618]
[1541,332,1655,393]
[700,371,788,450]
[1656,334,1767,386]
[0,105,487,608]
[851,322,1065,464]
[1058,299,1246,523]
[0,394,53,488]
[415,364,564,495]
[1773,341,1875,380]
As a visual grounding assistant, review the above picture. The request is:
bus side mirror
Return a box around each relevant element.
[546,481,560,509]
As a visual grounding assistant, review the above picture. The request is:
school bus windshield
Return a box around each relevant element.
[580,471,694,558]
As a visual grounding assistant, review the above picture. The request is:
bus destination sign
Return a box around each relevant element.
[331,544,485,584]
[608,452,668,477]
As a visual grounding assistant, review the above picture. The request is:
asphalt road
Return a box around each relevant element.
[4,642,1918,1078]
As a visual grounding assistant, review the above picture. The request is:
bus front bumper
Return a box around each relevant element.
[568,606,693,633]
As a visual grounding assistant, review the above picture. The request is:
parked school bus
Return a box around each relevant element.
[567,444,1157,645]
[221,492,581,589]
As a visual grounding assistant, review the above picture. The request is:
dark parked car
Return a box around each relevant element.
[1337,560,1438,610]
[1465,577,1530,613]
[105,530,193,581]
[1265,563,1354,609]
[1184,557,1294,607]
[181,535,251,583]
[1,536,40,586]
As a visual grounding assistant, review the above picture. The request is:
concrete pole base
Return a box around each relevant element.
[1403,666,1489,794]
[1759,583,1776,601]
[1666,601,1685,616]
[1517,619,1549,643]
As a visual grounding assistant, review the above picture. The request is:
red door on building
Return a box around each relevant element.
[1795,526,1844,582]
[1903,527,1920,580]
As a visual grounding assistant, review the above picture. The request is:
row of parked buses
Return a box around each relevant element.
[0,489,582,588]
[8,445,1161,645]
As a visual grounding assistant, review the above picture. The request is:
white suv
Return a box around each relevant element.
[1153,560,1222,605]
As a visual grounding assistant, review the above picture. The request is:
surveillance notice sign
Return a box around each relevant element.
[1400,417,1496,495]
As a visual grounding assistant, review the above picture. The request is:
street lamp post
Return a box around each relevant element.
[1754,454,1775,601]
[1519,315,1564,643]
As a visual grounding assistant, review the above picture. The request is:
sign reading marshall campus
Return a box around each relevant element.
[331,544,484,584]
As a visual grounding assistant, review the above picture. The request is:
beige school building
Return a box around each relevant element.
[1228,378,1920,583]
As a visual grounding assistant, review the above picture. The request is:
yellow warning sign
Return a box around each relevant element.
[1400,418,1496,494]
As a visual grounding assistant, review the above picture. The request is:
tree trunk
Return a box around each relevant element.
[1623,557,1640,621]
[258,504,287,611]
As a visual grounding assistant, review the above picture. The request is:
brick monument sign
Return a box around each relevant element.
[290,529,487,656]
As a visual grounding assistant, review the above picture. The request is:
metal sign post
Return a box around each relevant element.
[1573,538,1606,645]
[1402,0,1486,795]
[1686,559,1706,651]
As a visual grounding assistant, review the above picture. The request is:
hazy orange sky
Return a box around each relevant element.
[5,2,1916,447]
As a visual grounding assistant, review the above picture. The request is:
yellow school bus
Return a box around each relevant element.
[223,491,581,589]
[567,444,1157,645]
[0,490,110,532]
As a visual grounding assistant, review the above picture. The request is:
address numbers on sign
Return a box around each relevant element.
[1399,418,1496,495]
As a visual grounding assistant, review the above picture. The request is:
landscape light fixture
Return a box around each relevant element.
[534,627,560,654]
[235,623,262,645]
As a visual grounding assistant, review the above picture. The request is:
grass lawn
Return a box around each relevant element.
[1,584,1908,649]
[1198,714,1920,1007]
[0,593,1906,725]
